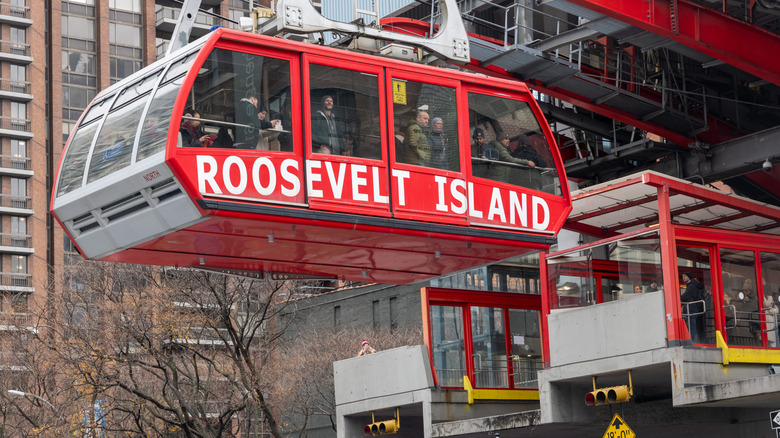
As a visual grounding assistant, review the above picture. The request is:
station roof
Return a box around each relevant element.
[564,171,780,239]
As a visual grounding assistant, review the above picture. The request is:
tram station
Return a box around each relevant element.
[49,0,780,437]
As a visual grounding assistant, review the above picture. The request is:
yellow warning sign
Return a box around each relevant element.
[392,80,407,105]
[603,413,635,438]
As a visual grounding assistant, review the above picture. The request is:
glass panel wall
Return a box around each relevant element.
[759,252,780,347]
[507,309,542,389]
[430,305,466,387]
[547,231,662,310]
[676,245,712,344]
[470,306,508,388]
[720,248,761,346]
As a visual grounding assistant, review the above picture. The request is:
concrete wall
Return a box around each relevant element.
[548,291,667,366]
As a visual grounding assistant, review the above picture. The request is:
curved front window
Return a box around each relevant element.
[179,48,292,151]
[468,92,560,195]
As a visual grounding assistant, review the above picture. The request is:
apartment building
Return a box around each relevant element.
[0,0,265,329]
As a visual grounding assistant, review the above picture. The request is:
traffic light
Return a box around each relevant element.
[585,385,631,406]
[364,420,399,436]
[364,408,400,436]
[585,371,634,406]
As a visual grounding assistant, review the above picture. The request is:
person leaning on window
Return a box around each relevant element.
[489,132,535,184]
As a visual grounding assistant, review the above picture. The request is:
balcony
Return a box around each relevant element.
[0,311,33,328]
[0,154,32,177]
[0,272,32,292]
[0,233,32,255]
[0,78,31,102]
[0,2,31,27]
[0,116,32,140]
[0,194,32,215]
[155,6,216,41]
[0,40,31,64]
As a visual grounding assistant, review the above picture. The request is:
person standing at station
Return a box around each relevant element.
[356,339,377,357]
[312,95,344,155]
[647,280,660,292]
[681,272,705,342]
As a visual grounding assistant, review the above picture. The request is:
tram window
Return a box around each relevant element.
[57,121,99,196]
[182,48,292,151]
[309,64,381,160]
[87,73,162,183]
[393,80,459,171]
[468,93,560,195]
[137,51,199,161]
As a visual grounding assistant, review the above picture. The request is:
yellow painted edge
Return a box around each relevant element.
[716,330,729,365]
[472,389,540,401]
[716,330,780,364]
[728,346,780,363]
[463,375,474,405]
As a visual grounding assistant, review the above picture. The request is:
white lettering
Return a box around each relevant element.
[487,188,507,223]
[509,191,528,227]
[280,159,300,197]
[532,196,550,230]
[351,164,368,202]
[251,157,276,196]
[307,160,322,198]
[392,169,410,206]
[467,182,483,218]
[196,155,221,194]
[223,156,247,195]
[325,161,347,199]
[435,176,448,212]
[450,179,467,214]
[372,166,388,204]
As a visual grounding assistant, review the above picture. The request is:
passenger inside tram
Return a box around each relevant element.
[467,92,558,194]
[309,63,382,160]
[393,79,459,171]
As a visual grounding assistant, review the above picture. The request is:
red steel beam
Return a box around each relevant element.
[564,0,780,86]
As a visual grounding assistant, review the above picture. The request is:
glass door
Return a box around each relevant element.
[470,306,509,388]
[507,308,543,388]
[429,305,467,387]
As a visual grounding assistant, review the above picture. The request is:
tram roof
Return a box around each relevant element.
[565,170,780,239]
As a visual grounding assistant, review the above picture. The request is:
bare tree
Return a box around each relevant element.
[27,260,305,438]
[267,324,423,436]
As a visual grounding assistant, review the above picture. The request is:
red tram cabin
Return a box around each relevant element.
[52,28,571,284]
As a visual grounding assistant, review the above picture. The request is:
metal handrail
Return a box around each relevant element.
[681,299,706,316]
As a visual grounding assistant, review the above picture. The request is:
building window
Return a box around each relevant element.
[10,178,26,208]
[10,65,26,93]
[372,300,380,331]
[11,102,27,130]
[389,296,398,332]
[10,140,26,169]
[334,305,341,332]
[10,27,26,55]
[12,293,28,313]
[10,217,26,247]
[11,255,27,286]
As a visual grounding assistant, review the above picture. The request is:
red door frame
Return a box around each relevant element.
[421,287,542,388]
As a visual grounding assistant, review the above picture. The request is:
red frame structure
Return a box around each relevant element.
[541,171,780,363]
[421,287,543,389]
